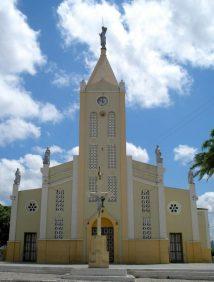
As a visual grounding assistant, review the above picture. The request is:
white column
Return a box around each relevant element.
[189,183,200,241]
[39,164,49,239]
[127,156,134,239]
[9,183,19,241]
[157,163,167,239]
[204,209,211,248]
[71,156,78,239]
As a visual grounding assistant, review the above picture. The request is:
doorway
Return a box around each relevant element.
[169,233,184,263]
[23,232,37,262]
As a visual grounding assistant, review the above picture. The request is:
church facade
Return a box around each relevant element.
[6,34,211,264]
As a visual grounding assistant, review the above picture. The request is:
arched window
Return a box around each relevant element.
[141,189,150,212]
[89,112,98,137]
[108,112,115,137]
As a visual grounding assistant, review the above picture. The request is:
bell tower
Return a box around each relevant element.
[77,27,127,261]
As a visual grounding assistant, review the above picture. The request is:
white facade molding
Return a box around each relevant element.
[189,183,200,241]
[127,156,134,239]
[71,156,78,239]
[133,177,156,186]
[203,209,211,248]
[9,183,19,241]
[49,176,72,187]
[39,164,49,239]
[157,164,167,239]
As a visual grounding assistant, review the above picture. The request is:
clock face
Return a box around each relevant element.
[97,96,108,106]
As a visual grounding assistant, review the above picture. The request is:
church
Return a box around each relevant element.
[6,28,211,264]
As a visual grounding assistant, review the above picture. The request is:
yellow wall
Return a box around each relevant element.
[15,188,41,260]
[37,240,83,264]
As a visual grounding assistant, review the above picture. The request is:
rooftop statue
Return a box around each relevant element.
[188,168,194,184]
[43,147,50,165]
[14,168,21,185]
[155,145,163,164]
[99,26,107,49]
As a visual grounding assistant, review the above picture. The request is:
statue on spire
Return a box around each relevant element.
[188,168,194,184]
[14,168,21,185]
[155,145,163,164]
[99,26,107,49]
[43,147,50,165]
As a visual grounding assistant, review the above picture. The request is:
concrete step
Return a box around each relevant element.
[67,268,127,276]
[62,274,135,281]
[129,269,214,280]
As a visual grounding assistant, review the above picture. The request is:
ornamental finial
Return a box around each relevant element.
[43,147,50,165]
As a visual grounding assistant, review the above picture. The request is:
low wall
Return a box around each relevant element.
[185,241,212,263]
[37,240,84,264]
[122,239,169,264]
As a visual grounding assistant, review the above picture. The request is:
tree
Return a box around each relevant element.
[0,204,11,247]
[191,129,214,180]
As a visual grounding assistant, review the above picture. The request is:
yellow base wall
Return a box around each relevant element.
[6,241,21,262]
[122,239,169,264]
[184,242,212,263]
[37,240,84,264]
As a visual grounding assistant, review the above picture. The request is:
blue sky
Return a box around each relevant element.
[0,0,214,235]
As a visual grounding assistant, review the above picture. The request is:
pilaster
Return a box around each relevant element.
[39,164,49,239]
[71,156,79,239]
[189,183,200,241]
[126,156,134,239]
[9,183,19,241]
[157,163,167,239]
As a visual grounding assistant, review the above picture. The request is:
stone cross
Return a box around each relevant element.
[89,166,109,236]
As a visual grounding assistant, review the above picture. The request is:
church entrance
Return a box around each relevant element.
[169,233,184,263]
[23,232,37,262]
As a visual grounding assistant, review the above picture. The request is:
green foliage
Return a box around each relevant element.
[191,129,214,180]
[0,204,11,247]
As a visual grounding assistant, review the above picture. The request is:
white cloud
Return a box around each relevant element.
[126,142,149,163]
[0,0,62,145]
[174,144,197,165]
[64,102,79,118]
[64,146,79,161]
[0,118,40,146]
[198,192,214,240]
[57,0,214,108]
[0,153,60,203]
[33,145,64,155]
[198,192,214,212]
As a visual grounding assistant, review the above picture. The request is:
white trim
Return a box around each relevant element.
[49,177,72,187]
[71,156,78,239]
[9,184,19,241]
[39,165,49,239]
[157,164,167,239]
[127,156,134,239]
[133,176,156,186]
[189,184,200,241]
[204,209,211,248]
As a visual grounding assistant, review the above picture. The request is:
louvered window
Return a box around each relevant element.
[141,190,150,212]
[89,145,98,169]
[55,219,63,239]
[56,189,64,211]
[89,176,97,202]
[89,112,98,137]
[108,176,117,202]
[142,217,151,239]
[108,112,116,137]
[108,145,116,169]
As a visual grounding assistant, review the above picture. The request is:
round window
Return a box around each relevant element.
[167,201,182,215]
[97,96,108,106]
[25,200,39,214]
